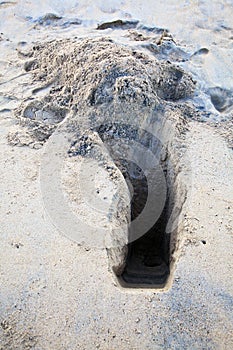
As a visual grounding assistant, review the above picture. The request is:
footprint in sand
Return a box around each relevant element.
[208,86,233,113]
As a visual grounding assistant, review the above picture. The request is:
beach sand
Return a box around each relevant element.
[0,1,233,349]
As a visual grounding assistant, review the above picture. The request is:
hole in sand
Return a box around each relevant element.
[119,162,170,288]
[97,123,177,289]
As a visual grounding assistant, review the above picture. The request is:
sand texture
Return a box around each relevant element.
[0,1,233,349]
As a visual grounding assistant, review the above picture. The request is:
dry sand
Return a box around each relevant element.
[0,1,233,349]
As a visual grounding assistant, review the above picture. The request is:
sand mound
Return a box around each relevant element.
[13,37,196,145]
[9,37,199,285]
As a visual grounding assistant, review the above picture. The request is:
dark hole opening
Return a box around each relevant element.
[97,122,171,288]
[119,162,170,288]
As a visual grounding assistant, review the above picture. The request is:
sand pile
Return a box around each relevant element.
[7,37,200,285]
[11,37,196,146]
